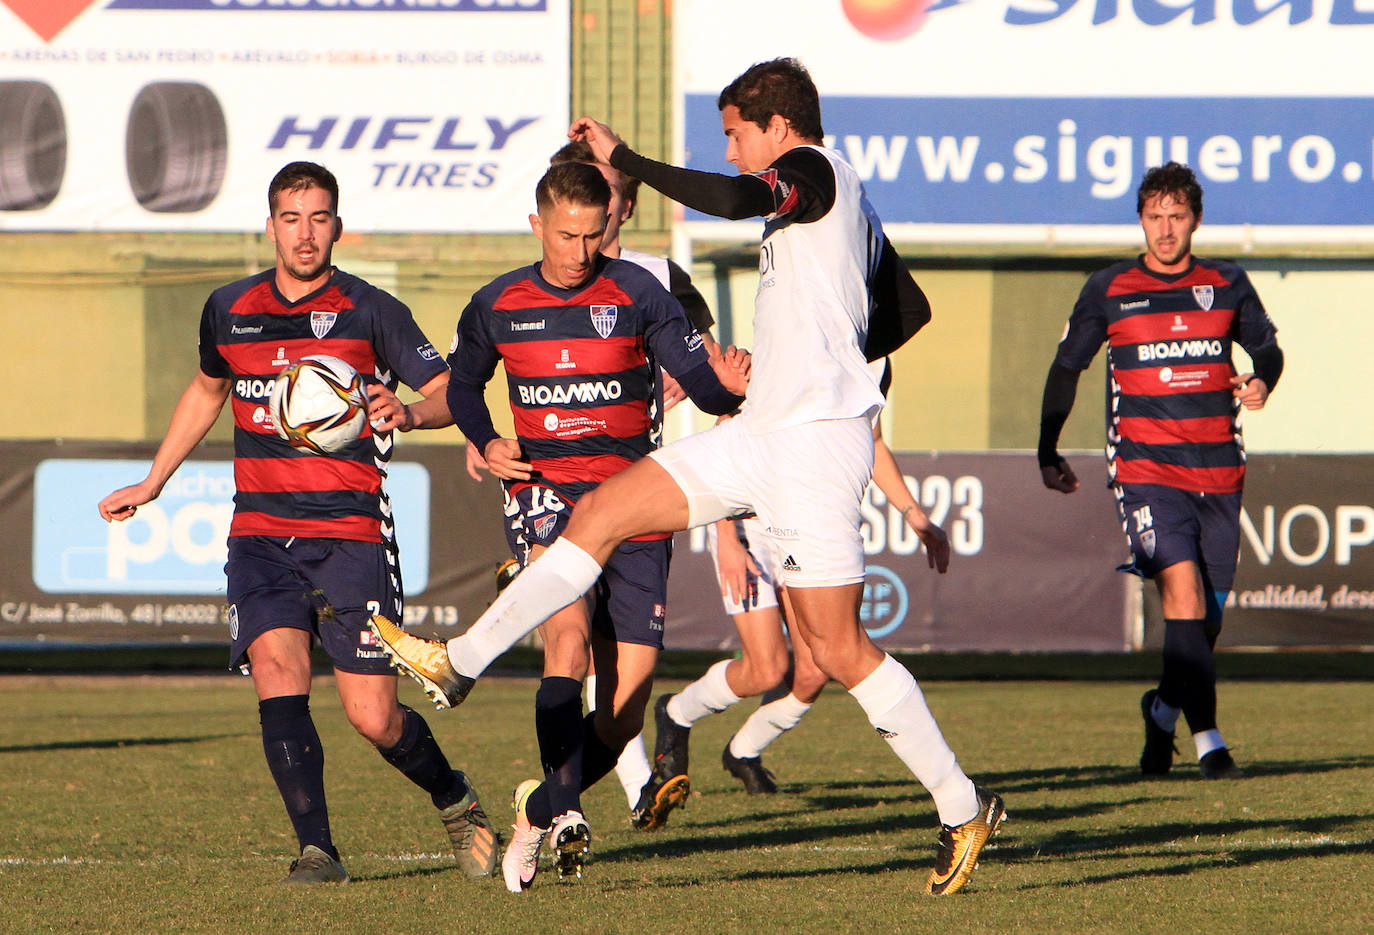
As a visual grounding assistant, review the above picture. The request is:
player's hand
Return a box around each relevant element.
[715,522,761,607]
[367,383,411,432]
[483,437,533,481]
[1041,457,1079,494]
[660,370,688,412]
[568,116,624,164]
[902,506,951,573]
[1232,373,1269,410]
[465,442,491,482]
[712,344,751,396]
[98,482,157,522]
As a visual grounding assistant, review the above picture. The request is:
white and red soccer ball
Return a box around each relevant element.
[269,355,368,455]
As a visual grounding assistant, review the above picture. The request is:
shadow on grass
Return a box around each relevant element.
[0,733,251,754]
[1012,835,1374,890]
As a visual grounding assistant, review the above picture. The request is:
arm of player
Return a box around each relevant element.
[865,238,932,362]
[872,425,950,573]
[714,518,761,607]
[571,118,777,220]
[98,371,231,521]
[368,370,452,432]
[1233,318,1284,411]
[1037,362,1082,494]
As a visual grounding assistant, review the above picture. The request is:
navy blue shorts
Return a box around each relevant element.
[1113,483,1242,592]
[225,536,401,674]
[503,484,669,649]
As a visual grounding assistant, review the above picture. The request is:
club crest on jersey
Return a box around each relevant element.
[1140,529,1157,558]
[590,305,617,339]
[1192,285,1214,311]
[534,514,558,540]
[310,311,338,338]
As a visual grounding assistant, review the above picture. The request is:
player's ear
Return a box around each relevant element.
[265,215,276,242]
[768,113,789,140]
[529,213,541,237]
[332,217,343,242]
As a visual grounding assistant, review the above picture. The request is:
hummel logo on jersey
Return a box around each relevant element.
[782,554,801,572]
[590,305,617,338]
[1120,299,1149,311]
[310,311,337,338]
[1192,284,1215,310]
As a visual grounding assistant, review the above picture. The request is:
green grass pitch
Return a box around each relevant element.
[1,674,1370,934]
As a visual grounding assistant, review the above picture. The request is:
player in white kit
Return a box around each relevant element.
[371,58,1004,895]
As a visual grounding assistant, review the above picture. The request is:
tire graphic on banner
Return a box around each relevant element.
[125,82,227,213]
[0,81,67,211]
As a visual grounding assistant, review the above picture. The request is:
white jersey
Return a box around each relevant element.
[619,248,671,288]
[739,145,885,434]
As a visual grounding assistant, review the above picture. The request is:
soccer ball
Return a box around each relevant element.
[269,355,369,455]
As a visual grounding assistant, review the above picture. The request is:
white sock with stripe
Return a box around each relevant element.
[446,537,602,677]
[729,693,813,758]
[848,654,978,827]
[667,660,741,726]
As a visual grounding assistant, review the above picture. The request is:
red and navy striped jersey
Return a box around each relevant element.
[199,268,446,541]
[1054,256,1279,494]
[449,255,711,504]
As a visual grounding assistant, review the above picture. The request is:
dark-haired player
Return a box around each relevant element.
[380,162,747,892]
[1038,161,1284,780]
[97,161,497,884]
[644,360,953,818]
[372,58,1004,896]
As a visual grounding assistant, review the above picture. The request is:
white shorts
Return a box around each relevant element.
[706,515,783,616]
[649,414,873,587]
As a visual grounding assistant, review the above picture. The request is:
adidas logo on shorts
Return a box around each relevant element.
[782,554,801,572]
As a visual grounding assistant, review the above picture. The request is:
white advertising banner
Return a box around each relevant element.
[675,0,1374,242]
[0,0,569,232]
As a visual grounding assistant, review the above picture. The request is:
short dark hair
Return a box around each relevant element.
[550,140,640,217]
[268,161,339,215]
[717,57,823,142]
[1137,161,1203,218]
[535,161,611,215]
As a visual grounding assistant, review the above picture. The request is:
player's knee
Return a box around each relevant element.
[594,706,643,748]
[737,652,788,694]
[350,706,403,748]
[791,668,828,702]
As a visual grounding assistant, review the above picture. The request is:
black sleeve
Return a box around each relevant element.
[864,238,931,361]
[197,295,230,379]
[666,258,714,331]
[610,144,776,219]
[446,379,499,454]
[1037,362,1082,468]
[444,296,502,452]
[1250,343,1284,393]
[673,359,745,416]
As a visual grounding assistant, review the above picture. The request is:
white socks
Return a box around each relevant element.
[849,654,978,828]
[729,692,813,759]
[666,660,741,726]
[446,538,602,678]
[1193,729,1226,759]
[614,735,652,806]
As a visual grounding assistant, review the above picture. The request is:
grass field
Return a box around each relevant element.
[2,673,1371,935]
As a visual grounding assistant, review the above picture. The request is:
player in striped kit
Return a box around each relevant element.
[372,59,1004,896]
[97,162,498,884]
[1038,162,1284,780]
[390,161,747,891]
